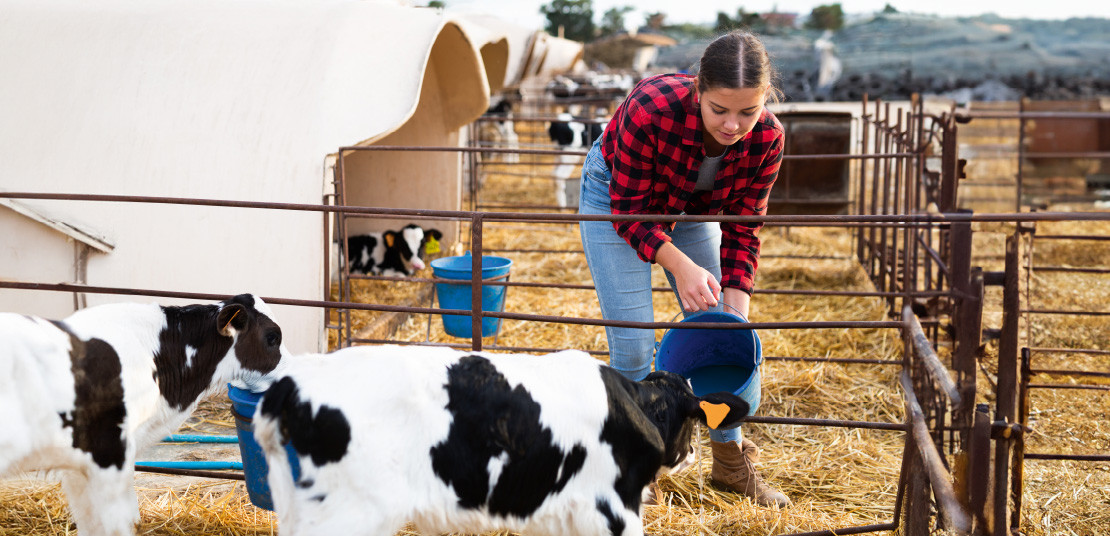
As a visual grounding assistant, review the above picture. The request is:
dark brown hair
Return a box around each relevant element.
[696,30,782,103]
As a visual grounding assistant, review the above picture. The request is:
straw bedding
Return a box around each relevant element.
[1,164,1106,535]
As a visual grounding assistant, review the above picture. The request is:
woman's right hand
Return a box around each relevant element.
[656,243,721,312]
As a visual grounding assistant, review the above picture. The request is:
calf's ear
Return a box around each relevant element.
[697,392,750,430]
[217,304,249,337]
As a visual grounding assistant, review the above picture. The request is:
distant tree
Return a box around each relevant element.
[599,6,634,37]
[715,11,735,33]
[540,0,595,42]
[426,0,445,8]
[645,12,667,31]
[806,3,844,31]
[882,3,898,14]
[715,8,763,33]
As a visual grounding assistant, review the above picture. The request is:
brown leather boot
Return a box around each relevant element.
[710,439,791,507]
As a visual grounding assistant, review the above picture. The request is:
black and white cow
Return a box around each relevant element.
[548,110,608,208]
[481,97,520,164]
[547,112,606,151]
[253,346,749,536]
[0,294,289,536]
[346,224,443,277]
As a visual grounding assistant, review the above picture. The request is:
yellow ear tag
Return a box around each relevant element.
[425,236,440,254]
[700,400,730,430]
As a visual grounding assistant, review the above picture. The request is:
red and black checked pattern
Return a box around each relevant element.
[599,74,785,294]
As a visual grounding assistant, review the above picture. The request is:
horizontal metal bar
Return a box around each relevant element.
[162,434,239,444]
[783,523,899,536]
[346,145,919,161]
[0,281,906,331]
[957,111,1110,119]
[745,416,906,431]
[136,461,244,470]
[4,192,1108,224]
[1021,309,1110,316]
[1023,453,1110,461]
[767,356,903,366]
[1034,235,1110,242]
[1027,383,1110,391]
[1030,369,1110,379]
[1028,266,1110,275]
[133,465,245,481]
[1027,347,1110,356]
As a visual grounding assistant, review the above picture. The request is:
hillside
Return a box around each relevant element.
[651,13,1110,103]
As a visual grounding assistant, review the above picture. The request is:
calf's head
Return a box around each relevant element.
[390,224,442,274]
[154,293,288,409]
[637,370,750,469]
[216,294,289,391]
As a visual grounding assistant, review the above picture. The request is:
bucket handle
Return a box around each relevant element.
[663,302,748,325]
[432,272,511,286]
[654,302,751,354]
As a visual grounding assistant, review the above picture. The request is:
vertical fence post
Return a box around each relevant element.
[336,148,352,348]
[856,94,871,265]
[993,232,1021,535]
[968,403,992,532]
[470,213,484,352]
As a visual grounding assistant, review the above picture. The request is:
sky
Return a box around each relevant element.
[443,0,1110,31]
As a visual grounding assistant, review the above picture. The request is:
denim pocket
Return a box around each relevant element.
[579,140,613,212]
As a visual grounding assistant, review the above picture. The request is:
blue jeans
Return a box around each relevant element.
[578,138,741,443]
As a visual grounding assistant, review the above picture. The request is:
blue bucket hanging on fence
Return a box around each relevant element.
[228,385,300,511]
[654,311,763,413]
[430,251,512,338]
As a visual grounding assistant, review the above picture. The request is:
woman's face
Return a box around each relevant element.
[697,85,768,152]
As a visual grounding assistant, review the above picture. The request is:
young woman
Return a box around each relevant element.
[578,30,789,507]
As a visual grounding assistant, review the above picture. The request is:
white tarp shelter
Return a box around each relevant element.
[0,0,500,352]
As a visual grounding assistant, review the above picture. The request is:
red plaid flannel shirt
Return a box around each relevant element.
[600,73,784,294]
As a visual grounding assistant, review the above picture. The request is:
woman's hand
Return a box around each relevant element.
[656,243,721,312]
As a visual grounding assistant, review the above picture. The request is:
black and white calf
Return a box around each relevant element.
[253,346,749,536]
[346,224,443,277]
[547,112,606,151]
[548,110,608,208]
[0,294,289,536]
[481,97,520,164]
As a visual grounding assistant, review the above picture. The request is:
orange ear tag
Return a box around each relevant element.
[699,400,730,430]
[222,309,241,333]
[385,234,395,248]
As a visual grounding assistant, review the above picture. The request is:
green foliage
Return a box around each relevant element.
[644,12,667,30]
[714,8,764,33]
[659,22,715,40]
[426,0,445,8]
[806,3,845,30]
[540,0,596,42]
[599,6,634,37]
[882,3,898,14]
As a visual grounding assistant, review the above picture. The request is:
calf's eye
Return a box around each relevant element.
[266,330,282,347]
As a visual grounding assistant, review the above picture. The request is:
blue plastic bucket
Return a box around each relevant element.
[228,385,300,511]
[431,251,512,338]
[654,311,763,413]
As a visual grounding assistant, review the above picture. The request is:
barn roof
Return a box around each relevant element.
[0,0,496,201]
